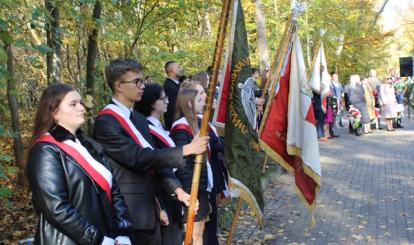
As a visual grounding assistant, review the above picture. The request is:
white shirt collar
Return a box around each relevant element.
[147,116,162,129]
[112,97,133,117]
[169,77,179,85]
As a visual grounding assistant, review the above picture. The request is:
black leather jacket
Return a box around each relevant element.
[26,126,132,245]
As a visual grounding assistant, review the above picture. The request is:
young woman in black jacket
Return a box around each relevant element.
[170,85,212,245]
[134,83,192,245]
[26,84,132,245]
[184,78,229,245]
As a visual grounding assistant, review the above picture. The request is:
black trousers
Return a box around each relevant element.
[132,223,161,245]
[315,109,325,138]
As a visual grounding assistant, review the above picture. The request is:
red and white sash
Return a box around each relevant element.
[148,124,176,148]
[170,117,193,136]
[197,114,220,139]
[148,122,177,172]
[171,117,214,192]
[99,104,153,150]
[37,134,113,203]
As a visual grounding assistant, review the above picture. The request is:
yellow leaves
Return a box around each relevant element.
[263,233,276,242]
[84,94,94,109]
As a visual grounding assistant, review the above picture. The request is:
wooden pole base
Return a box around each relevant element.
[226,198,243,245]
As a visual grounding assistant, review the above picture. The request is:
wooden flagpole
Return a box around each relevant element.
[259,13,293,101]
[262,154,268,173]
[258,16,296,136]
[226,198,244,245]
[184,0,231,244]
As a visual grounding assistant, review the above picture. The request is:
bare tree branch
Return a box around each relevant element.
[127,0,160,57]
[369,0,389,31]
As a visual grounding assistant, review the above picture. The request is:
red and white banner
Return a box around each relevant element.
[309,41,331,113]
[259,31,321,210]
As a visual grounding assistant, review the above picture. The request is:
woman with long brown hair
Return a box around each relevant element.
[179,80,228,245]
[170,88,211,245]
[26,84,132,245]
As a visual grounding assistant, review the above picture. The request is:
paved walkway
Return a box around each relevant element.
[221,116,414,245]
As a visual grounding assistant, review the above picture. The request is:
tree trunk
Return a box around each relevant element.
[86,0,102,96]
[85,0,102,135]
[5,45,27,187]
[254,0,270,87]
[45,0,62,84]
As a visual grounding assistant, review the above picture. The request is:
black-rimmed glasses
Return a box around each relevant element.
[119,78,144,87]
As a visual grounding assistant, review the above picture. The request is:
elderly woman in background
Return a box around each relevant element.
[348,75,370,134]
[380,77,398,131]
[369,69,382,129]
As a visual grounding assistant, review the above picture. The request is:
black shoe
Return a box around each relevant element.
[397,124,404,128]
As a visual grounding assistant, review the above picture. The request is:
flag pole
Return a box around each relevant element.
[184,0,231,244]
[259,13,293,101]
[259,16,296,136]
[226,198,244,245]
[262,154,268,173]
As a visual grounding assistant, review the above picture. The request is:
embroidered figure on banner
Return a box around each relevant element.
[238,77,257,129]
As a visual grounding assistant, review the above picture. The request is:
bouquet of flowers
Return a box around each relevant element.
[348,105,361,129]
[393,80,406,93]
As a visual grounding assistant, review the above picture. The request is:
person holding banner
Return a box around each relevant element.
[170,88,213,245]
[26,84,132,245]
[93,58,209,245]
[181,80,229,245]
[134,83,191,245]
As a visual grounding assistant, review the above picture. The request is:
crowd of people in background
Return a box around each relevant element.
[313,67,414,142]
[24,53,414,245]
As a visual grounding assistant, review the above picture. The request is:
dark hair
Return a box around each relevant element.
[105,58,143,92]
[206,66,213,76]
[164,60,176,74]
[251,67,259,75]
[134,83,163,116]
[30,83,76,149]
